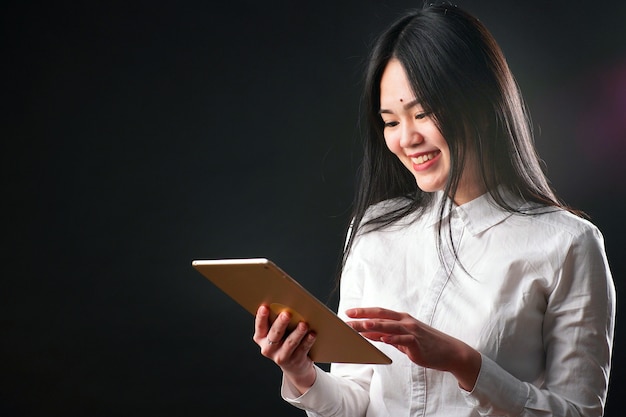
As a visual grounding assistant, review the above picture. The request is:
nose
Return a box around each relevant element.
[399,122,424,149]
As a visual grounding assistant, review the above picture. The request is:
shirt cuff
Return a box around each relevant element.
[281,366,341,414]
[462,353,528,415]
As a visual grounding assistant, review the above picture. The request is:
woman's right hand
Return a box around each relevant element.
[253,305,318,394]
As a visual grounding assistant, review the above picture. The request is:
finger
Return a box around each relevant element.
[345,307,403,320]
[267,311,291,345]
[296,330,317,356]
[274,323,317,367]
[379,334,415,346]
[347,318,409,336]
[346,319,393,341]
[253,305,271,343]
[358,331,389,341]
[280,322,311,353]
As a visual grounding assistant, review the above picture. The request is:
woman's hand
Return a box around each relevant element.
[346,307,481,391]
[253,305,317,394]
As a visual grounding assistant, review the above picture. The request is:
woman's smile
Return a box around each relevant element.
[409,150,441,170]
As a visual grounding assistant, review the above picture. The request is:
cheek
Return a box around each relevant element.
[440,147,451,171]
[383,132,400,155]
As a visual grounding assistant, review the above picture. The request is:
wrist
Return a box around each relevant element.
[284,363,317,395]
[449,343,481,391]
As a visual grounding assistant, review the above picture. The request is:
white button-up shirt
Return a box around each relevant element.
[282,192,615,416]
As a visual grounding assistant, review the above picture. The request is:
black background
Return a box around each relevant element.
[3,1,625,415]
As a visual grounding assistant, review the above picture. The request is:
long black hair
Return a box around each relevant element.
[341,3,580,272]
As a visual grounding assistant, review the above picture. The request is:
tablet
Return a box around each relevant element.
[192,258,392,364]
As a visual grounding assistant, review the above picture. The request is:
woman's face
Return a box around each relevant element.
[379,59,483,204]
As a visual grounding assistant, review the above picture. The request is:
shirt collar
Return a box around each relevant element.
[425,189,523,236]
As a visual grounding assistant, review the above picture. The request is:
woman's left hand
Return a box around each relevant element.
[345,307,481,391]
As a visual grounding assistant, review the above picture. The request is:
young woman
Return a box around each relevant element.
[253,4,615,416]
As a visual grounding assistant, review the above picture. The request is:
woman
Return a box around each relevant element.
[253,4,615,416]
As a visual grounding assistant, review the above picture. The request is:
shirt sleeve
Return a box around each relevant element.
[281,365,371,417]
[463,225,616,416]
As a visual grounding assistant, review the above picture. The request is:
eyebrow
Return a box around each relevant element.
[378,98,421,114]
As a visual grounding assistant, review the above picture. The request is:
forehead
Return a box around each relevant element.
[379,59,417,106]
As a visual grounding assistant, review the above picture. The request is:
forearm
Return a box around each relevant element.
[464,354,606,416]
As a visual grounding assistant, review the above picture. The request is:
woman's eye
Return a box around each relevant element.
[383,120,399,128]
[415,112,429,120]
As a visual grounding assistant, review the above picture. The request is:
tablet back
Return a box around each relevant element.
[192,258,391,364]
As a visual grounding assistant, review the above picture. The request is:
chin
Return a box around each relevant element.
[415,181,445,194]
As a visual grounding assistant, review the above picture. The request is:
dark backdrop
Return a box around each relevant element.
[3,1,625,415]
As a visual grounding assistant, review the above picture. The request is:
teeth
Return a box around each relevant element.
[411,152,437,165]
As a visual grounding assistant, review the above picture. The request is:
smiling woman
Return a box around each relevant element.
[250,3,616,417]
